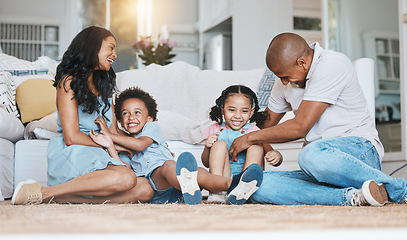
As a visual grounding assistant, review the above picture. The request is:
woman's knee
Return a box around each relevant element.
[131,177,154,202]
[109,166,138,192]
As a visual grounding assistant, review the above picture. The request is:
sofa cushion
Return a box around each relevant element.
[0,107,24,142]
[0,53,58,74]
[0,138,15,201]
[256,68,278,109]
[13,74,55,88]
[24,111,58,140]
[116,61,265,144]
[0,71,19,117]
[16,78,56,123]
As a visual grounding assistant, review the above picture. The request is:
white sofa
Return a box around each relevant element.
[0,58,305,201]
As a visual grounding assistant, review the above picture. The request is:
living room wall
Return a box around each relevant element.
[339,0,398,61]
[0,0,77,59]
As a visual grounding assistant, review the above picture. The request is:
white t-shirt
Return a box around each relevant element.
[268,42,384,159]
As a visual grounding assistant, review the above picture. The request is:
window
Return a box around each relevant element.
[78,0,138,71]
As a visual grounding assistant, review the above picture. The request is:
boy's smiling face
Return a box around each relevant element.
[120,98,153,135]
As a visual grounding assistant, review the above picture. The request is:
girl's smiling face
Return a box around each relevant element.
[222,93,254,131]
[97,36,117,71]
[120,98,153,135]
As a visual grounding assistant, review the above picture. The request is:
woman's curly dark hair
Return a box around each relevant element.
[209,85,266,126]
[114,87,158,122]
[54,26,117,120]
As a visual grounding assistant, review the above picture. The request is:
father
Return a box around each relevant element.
[229,32,407,206]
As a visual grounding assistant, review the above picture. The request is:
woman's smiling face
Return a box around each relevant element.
[97,36,117,71]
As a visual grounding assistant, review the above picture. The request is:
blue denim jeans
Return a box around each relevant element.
[250,136,407,205]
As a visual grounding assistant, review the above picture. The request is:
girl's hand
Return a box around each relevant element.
[265,150,283,167]
[205,132,219,148]
[89,129,114,149]
[95,116,110,134]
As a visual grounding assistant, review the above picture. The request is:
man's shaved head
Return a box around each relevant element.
[266,32,312,71]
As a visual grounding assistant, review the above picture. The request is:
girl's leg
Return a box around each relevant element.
[298,136,407,203]
[242,144,264,171]
[196,168,232,192]
[209,141,231,178]
[52,177,154,204]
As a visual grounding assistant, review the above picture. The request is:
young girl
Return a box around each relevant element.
[93,86,264,205]
[202,85,283,203]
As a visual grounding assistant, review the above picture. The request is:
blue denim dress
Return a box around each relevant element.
[217,123,251,176]
[47,98,127,186]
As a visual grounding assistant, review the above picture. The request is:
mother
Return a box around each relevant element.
[12,26,154,204]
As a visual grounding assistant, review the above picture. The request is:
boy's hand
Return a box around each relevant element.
[205,132,219,148]
[89,129,114,149]
[265,150,283,167]
[95,116,110,134]
[115,144,135,158]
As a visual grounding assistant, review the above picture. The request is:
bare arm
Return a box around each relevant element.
[229,100,329,159]
[110,134,154,152]
[201,132,219,168]
[89,129,130,168]
[57,77,100,147]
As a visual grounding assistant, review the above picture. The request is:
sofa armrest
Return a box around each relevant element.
[0,107,24,143]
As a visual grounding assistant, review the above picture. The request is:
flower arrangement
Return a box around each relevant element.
[132,35,178,66]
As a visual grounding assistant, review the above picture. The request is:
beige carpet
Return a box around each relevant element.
[1,200,407,234]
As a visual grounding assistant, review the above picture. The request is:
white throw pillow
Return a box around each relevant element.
[0,71,19,117]
[0,107,24,142]
[13,74,54,88]
[33,128,58,140]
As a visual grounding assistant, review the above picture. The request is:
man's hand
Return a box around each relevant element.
[229,134,252,160]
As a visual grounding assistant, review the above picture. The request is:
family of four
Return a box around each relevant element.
[11,26,407,207]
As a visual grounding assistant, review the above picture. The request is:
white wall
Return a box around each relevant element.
[341,0,399,60]
[0,0,79,58]
[233,0,293,70]
[150,0,199,66]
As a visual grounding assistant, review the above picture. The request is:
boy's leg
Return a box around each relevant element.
[298,136,407,203]
[176,152,202,204]
[150,161,179,191]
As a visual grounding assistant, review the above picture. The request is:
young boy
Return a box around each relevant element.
[90,87,263,205]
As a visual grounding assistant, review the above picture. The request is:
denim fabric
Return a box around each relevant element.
[145,168,183,204]
[251,136,407,205]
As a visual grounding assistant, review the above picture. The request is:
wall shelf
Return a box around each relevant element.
[0,22,60,61]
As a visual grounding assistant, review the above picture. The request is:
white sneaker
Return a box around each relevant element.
[351,180,388,206]
[207,192,226,204]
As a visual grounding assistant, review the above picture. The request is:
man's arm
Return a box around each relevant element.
[258,107,285,129]
[229,100,329,159]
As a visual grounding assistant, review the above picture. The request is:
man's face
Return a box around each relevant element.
[270,63,308,89]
